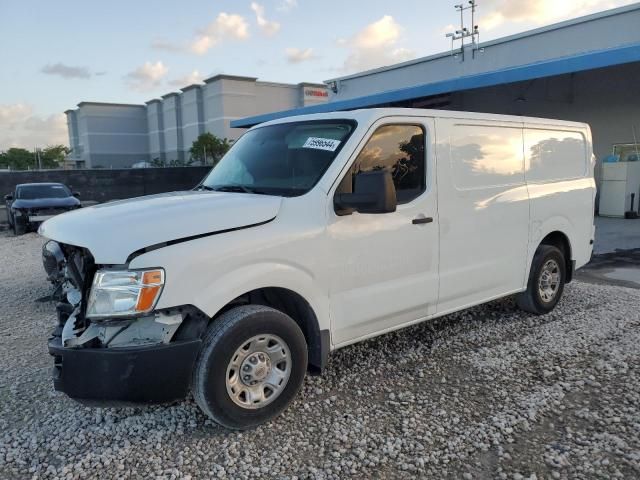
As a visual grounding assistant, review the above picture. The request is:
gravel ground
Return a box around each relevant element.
[1,232,639,480]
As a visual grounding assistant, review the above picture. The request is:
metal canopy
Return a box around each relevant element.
[231,42,640,128]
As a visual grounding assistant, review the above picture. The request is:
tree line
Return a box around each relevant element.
[0,145,69,170]
[1,133,232,170]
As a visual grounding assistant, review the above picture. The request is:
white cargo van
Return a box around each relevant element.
[40,109,595,429]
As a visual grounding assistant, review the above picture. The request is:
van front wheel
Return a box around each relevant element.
[192,305,308,430]
[517,245,566,315]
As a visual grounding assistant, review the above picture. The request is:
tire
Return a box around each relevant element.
[14,221,26,235]
[517,245,566,315]
[192,305,307,430]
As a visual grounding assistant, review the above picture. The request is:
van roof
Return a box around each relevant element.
[254,108,589,130]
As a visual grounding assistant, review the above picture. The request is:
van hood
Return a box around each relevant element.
[39,191,281,264]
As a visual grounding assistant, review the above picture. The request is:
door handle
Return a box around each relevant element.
[412,217,433,225]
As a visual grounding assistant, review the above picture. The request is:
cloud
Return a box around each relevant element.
[0,104,32,124]
[285,47,316,64]
[209,13,250,39]
[190,13,250,54]
[190,36,213,55]
[354,15,402,49]
[0,103,68,150]
[168,70,203,87]
[251,3,281,36]
[41,63,92,79]
[441,24,456,35]
[124,61,169,92]
[340,16,415,73]
[480,0,631,30]
[278,0,297,12]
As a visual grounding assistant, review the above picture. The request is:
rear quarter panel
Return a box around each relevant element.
[524,122,595,272]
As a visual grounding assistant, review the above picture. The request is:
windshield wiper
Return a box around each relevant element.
[212,185,267,195]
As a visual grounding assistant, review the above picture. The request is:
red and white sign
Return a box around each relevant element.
[304,88,329,98]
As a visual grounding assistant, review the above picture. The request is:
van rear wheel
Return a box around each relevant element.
[192,305,307,430]
[517,245,566,315]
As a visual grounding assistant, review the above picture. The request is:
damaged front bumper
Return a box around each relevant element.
[48,304,207,406]
[48,305,208,405]
[48,336,201,405]
[42,240,206,405]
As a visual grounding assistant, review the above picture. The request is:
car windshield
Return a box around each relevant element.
[200,120,356,197]
[17,184,71,199]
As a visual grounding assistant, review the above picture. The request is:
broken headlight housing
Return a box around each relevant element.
[86,269,165,318]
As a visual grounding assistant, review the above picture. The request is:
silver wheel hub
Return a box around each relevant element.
[226,334,291,409]
[241,353,271,385]
[538,259,561,303]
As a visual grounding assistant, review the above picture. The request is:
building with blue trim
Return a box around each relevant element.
[233,3,640,192]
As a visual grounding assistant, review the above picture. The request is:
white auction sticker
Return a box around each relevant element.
[302,137,341,152]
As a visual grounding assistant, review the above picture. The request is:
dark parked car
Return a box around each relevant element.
[4,183,81,235]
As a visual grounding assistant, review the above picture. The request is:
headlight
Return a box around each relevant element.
[86,269,165,318]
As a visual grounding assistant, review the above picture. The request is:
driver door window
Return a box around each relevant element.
[337,124,426,204]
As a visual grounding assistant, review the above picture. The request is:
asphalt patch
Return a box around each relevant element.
[576,248,640,289]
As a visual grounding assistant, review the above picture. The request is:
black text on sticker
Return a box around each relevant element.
[303,137,341,152]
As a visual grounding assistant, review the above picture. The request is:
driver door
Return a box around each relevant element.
[325,117,439,346]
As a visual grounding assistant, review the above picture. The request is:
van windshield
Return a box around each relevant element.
[200,120,356,197]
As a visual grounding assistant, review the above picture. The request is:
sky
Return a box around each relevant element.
[0,0,636,150]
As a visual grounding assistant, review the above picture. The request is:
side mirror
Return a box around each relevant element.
[73,192,81,198]
[4,194,13,201]
[335,169,397,215]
